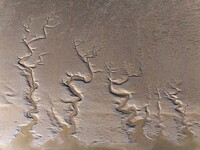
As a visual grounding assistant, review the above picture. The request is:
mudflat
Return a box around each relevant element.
[0,0,200,150]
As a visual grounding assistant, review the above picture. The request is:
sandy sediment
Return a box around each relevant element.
[0,0,200,150]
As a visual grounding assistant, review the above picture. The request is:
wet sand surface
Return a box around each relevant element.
[0,0,200,150]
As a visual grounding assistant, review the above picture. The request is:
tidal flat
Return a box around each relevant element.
[0,0,200,150]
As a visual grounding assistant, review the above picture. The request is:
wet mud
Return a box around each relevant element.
[0,0,200,150]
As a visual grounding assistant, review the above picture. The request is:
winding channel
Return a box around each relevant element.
[61,40,99,134]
